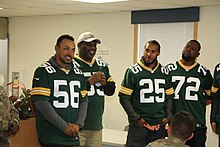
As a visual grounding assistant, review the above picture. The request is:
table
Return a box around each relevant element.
[102,128,127,147]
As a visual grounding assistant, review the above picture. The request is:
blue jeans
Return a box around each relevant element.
[126,123,166,147]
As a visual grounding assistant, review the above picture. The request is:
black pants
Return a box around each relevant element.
[185,128,207,147]
[40,141,79,147]
[126,123,166,147]
[218,135,220,147]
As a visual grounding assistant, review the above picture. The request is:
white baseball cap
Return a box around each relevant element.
[77,32,101,44]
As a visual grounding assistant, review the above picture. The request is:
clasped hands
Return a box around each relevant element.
[64,123,80,138]
[88,71,106,85]
[137,118,168,131]
[3,121,20,137]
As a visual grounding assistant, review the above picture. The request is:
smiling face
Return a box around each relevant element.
[78,40,98,62]
[55,38,75,68]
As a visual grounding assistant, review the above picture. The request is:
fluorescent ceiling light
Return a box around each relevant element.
[74,0,128,3]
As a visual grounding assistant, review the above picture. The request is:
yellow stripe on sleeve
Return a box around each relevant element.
[119,86,133,95]
[81,90,88,97]
[165,87,174,95]
[212,86,219,93]
[205,89,211,96]
[107,76,114,82]
[31,87,50,96]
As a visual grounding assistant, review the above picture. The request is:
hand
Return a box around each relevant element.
[211,122,217,134]
[88,71,106,85]
[64,124,79,138]
[68,123,80,134]
[2,121,20,137]
[143,123,160,131]
[136,118,146,127]
[161,118,169,126]
[137,118,160,131]
[10,121,20,135]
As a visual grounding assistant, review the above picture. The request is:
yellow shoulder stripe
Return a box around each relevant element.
[119,86,133,95]
[165,87,174,95]
[31,87,50,96]
[212,86,219,93]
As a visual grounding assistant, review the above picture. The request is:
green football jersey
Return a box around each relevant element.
[119,61,175,125]
[31,60,88,145]
[211,63,220,133]
[166,61,213,129]
[73,56,113,130]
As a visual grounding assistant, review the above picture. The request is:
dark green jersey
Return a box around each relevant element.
[212,63,220,97]
[166,61,213,129]
[73,55,113,130]
[211,63,220,133]
[31,60,88,145]
[119,61,174,125]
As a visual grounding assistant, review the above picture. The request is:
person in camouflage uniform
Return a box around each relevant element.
[147,111,195,147]
[0,75,20,145]
[0,134,10,147]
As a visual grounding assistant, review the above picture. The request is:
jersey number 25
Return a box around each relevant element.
[140,79,165,103]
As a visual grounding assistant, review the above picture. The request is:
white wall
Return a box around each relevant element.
[198,5,220,147]
[8,5,220,146]
[9,12,133,131]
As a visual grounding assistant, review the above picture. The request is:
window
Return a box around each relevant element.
[134,22,197,65]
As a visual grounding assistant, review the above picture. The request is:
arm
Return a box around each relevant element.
[9,101,20,136]
[163,70,174,125]
[119,97,159,131]
[35,101,68,131]
[162,98,173,125]
[103,81,116,96]
[75,99,88,127]
[119,97,140,122]
[205,70,213,105]
[35,101,79,137]
[119,68,140,123]
[0,86,20,136]
[88,72,116,96]
[103,66,116,96]
[210,64,219,134]
[210,95,220,134]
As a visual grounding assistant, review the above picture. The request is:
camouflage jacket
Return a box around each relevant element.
[147,137,189,147]
[0,86,20,132]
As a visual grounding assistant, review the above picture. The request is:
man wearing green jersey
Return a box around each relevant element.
[210,63,220,147]
[166,40,213,147]
[73,32,115,147]
[31,34,88,147]
[119,40,175,146]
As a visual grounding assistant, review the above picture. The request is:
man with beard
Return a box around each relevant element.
[73,32,116,147]
[166,40,213,147]
[119,40,175,146]
[31,34,88,146]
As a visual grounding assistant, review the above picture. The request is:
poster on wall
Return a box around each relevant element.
[9,67,24,97]
[95,46,110,66]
